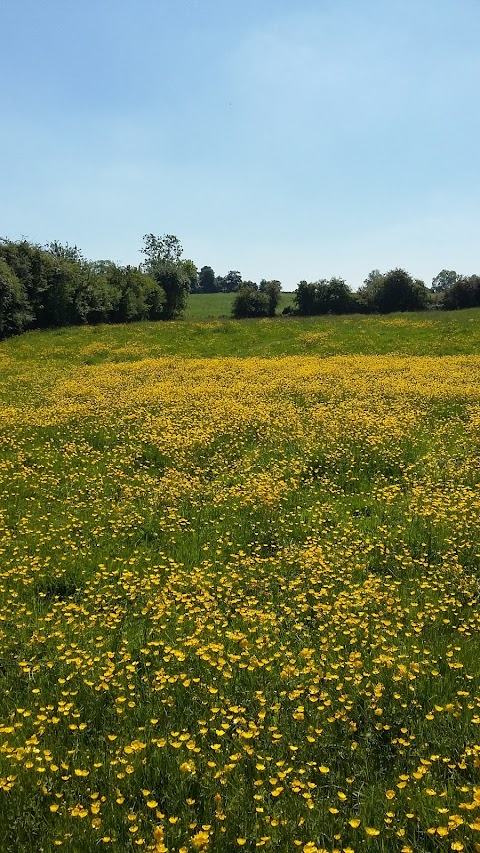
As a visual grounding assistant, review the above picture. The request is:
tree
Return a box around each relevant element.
[153,263,189,319]
[0,236,170,332]
[295,281,318,315]
[259,279,282,316]
[378,269,428,312]
[442,275,480,310]
[0,259,32,338]
[432,269,459,293]
[357,268,428,313]
[317,278,355,314]
[142,276,166,319]
[356,270,384,312]
[221,270,242,293]
[198,266,217,293]
[232,286,269,318]
[140,233,189,319]
[294,278,356,315]
[46,241,84,263]
[108,265,147,323]
[181,259,198,292]
[0,238,78,328]
[141,233,183,265]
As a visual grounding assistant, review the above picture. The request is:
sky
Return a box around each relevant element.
[1,0,479,290]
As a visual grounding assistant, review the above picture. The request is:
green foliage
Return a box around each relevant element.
[0,238,169,338]
[431,269,459,292]
[232,285,269,318]
[358,268,428,313]
[141,233,183,265]
[441,275,480,310]
[141,234,190,319]
[72,267,120,325]
[220,270,242,292]
[295,277,357,315]
[180,259,198,293]
[46,241,85,263]
[150,262,188,320]
[198,265,217,293]
[142,275,166,320]
[259,279,282,316]
[0,259,32,339]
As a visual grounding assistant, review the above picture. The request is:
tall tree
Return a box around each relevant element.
[221,270,242,293]
[0,259,32,338]
[259,279,282,316]
[357,268,428,313]
[181,259,198,292]
[294,278,355,315]
[442,275,480,310]
[140,233,189,319]
[294,281,318,315]
[431,270,459,292]
[198,266,217,293]
[141,233,183,265]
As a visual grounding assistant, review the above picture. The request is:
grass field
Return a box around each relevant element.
[183,293,296,320]
[0,311,479,852]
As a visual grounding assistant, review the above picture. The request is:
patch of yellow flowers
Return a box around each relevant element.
[0,352,479,851]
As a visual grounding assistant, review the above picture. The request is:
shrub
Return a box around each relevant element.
[442,275,480,310]
[232,286,269,318]
[294,278,357,315]
[358,268,428,313]
[0,259,32,339]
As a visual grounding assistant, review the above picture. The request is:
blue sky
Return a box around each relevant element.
[1,0,479,290]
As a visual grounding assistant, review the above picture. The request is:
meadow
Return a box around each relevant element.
[0,310,479,852]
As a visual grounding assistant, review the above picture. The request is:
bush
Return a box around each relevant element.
[0,238,170,334]
[259,279,282,316]
[442,275,480,310]
[232,287,269,318]
[0,259,32,339]
[295,278,357,315]
[358,268,428,313]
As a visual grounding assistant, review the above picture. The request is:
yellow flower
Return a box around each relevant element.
[192,830,210,849]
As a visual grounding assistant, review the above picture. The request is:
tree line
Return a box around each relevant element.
[0,234,199,340]
[1,233,479,339]
[289,268,480,318]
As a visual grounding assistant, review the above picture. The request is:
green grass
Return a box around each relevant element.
[183,292,296,320]
[1,308,479,372]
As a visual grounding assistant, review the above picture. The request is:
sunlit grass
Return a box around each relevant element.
[183,292,295,320]
[0,312,479,852]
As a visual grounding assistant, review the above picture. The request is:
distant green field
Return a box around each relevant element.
[184,291,296,320]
